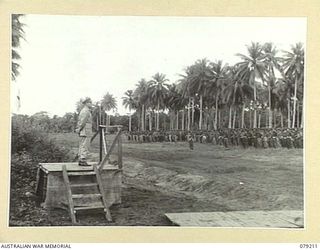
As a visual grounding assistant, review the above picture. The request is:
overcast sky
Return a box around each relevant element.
[11,15,306,117]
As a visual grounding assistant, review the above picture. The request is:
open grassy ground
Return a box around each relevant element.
[28,132,302,226]
[10,132,302,226]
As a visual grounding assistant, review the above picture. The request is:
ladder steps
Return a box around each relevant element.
[70,183,98,188]
[74,205,105,211]
[63,164,113,224]
[67,171,96,176]
[72,194,102,199]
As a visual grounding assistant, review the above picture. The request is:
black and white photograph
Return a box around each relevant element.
[10,14,305,228]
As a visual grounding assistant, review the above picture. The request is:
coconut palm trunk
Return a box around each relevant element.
[214,95,218,130]
[182,109,185,131]
[149,112,152,131]
[145,108,148,131]
[191,97,195,129]
[287,99,291,128]
[292,77,298,128]
[252,71,257,128]
[141,104,145,131]
[129,113,132,132]
[241,104,245,128]
[176,111,179,130]
[268,84,273,128]
[296,101,300,128]
[199,95,203,130]
[157,101,160,130]
[232,108,237,129]
[187,98,191,130]
[228,106,232,129]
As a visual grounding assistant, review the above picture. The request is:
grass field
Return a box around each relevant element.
[40,132,304,226]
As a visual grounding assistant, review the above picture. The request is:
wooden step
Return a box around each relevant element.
[70,183,98,188]
[72,194,102,199]
[67,171,96,176]
[74,205,105,211]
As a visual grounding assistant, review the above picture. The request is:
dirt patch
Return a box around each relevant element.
[9,134,303,226]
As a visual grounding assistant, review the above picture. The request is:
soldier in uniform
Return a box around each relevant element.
[188,132,194,150]
[75,97,93,166]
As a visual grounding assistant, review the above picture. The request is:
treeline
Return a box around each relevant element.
[122,42,304,132]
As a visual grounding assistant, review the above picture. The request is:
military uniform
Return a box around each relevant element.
[76,103,92,165]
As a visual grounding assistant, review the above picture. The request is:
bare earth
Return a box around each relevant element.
[9,133,303,226]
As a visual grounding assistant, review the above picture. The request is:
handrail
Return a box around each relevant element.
[98,129,122,170]
[90,131,99,143]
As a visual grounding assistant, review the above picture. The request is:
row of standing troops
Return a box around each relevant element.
[125,128,303,149]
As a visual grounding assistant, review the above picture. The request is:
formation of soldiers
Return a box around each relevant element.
[125,128,303,149]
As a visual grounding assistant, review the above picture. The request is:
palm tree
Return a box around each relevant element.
[122,90,136,131]
[133,79,149,131]
[101,92,117,111]
[148,73,169,130]
[12,14,25,81]
[236,42,266,128]
[178,68,193,131]
[282,43,304,128]
[262,42,282,128]
[166,83,185,130]
[272,79,290,127]
[207,60,229,129]
[186,59,214,130]
[222,65,254,128]
[101,92,117,125]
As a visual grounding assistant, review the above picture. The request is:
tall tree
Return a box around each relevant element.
[133,78,149,131]
[101,92,117,111]
[207,60,229,129]
[186,59,214,130]
[122,90,136,131]
[262,42,282,128]
[236,42,266,128]
[101,92,117,125]
[282,43,304,128]
[222,65,254,128]
[148,73,169,130]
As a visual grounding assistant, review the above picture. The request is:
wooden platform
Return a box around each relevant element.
[36,162,122,209]
[165,210,303,228]
[38,162,119,173]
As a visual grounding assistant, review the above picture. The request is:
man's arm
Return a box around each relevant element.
[76,109,90,133]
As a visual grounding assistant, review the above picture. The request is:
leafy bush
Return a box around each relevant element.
[11,115,72,162]
[11,115,72,187]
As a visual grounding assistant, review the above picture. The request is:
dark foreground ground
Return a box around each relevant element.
[9,133,303,226]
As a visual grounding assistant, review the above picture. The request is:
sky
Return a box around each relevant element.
[11,15,306,117]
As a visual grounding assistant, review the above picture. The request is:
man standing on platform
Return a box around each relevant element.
[76,97,93,166]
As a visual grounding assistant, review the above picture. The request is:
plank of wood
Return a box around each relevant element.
[70,183,98,188]
[74,205,105,211]
[39,162,119,172]
[98,130,121,169]
[68,171,96,176]
[62,165,77,224]
[72,194,102,199]
[94,164,112,222]
[165,210,303,228]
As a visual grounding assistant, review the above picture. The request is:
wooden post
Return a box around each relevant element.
[99,126,103,163]
[62,165,77,224]
[117,127,123,169]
